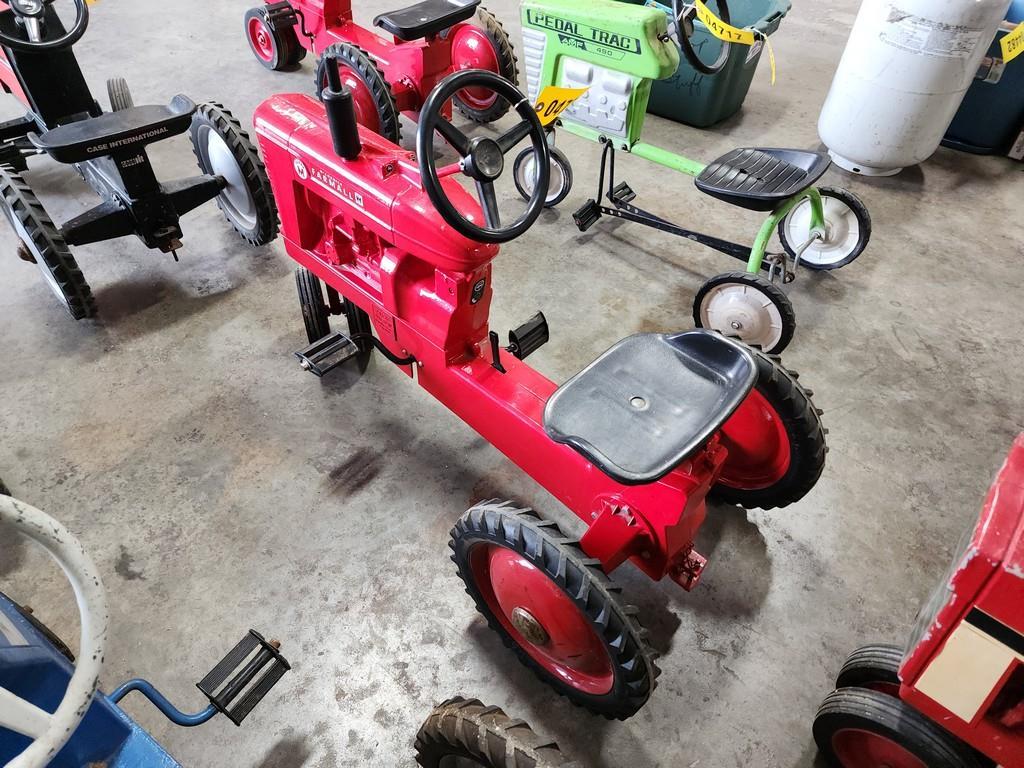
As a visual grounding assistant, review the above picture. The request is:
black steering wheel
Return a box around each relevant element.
[673,0,732,76]
[0,0,89,53]
[416,69,550,245]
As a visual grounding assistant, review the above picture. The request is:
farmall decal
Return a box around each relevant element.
[309,165,364,208]
[526,10,640,54]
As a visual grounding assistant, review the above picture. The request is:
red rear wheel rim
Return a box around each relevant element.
[248,16,275,63]
[717,389,791,489]
[469,543,614,695]
[321,65,382,132]
[832,729,928,768]
[449,25,502,110]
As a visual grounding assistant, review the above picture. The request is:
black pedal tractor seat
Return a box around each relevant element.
[374,0,480,41]
[696,148,830,212]
[544,330,758,485]
[28,95,197,163]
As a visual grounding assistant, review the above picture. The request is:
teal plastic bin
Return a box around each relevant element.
[642,0,792,127]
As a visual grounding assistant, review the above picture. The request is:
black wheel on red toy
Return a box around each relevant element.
[106,77,134,112]
[448,6,519,124]
[0,166,96,319]
[244,7,302,71]
[711,343,826,510]
[449,500,658,720]
[814,688,981,768]
[315,43,401,144]
[414,697,575,767]
[835,644,904,697]
[295,268,330,344]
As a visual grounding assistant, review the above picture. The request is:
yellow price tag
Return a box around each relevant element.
[1003,22,1024,64]
[533,86,589,127]
[694,0,755,45]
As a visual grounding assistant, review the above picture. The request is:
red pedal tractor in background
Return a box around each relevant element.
[814,435,1024,768]
[243,0,517,143]
[255,63,828,719]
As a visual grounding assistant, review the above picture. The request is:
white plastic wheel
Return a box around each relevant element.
[694,272,795,354]
[779,188,870,270]
[513,146,572,208]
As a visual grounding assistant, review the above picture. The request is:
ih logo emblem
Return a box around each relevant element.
[293,158,309,180]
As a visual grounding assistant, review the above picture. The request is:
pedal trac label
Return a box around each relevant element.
[527,9,641,59]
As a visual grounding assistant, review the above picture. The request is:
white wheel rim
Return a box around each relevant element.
[783,195,860,267]
[700,281,785,350]
[11,214,70,310]
[518,153,565,204]
[198,125,258,231]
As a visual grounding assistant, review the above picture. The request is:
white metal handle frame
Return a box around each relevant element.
[0,496,109,768]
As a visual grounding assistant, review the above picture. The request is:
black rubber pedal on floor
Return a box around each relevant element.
[197,629,290,726]
[573,199,602,232]
[295,331,359,377]
[609,181,636,205]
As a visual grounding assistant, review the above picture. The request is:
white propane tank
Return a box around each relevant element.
[819,0,1012,176]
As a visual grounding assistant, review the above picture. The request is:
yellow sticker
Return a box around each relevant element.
[533,86,589,127]
[694,0,755,46]
[1003,22,1024,64]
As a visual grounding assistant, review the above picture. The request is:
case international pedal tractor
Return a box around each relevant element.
[813,434,1024,768]
[243,0,519,140]
[515,0,872,354]
[0,0,277,319]
[255,58,829,719]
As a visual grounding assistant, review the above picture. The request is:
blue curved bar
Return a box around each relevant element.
[108,679,217,727]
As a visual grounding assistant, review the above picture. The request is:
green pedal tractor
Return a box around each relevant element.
[516,0,871,353]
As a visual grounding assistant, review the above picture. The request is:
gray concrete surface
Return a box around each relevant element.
[1,0,1022,765]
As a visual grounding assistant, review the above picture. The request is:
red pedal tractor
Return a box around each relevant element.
[243,0,517,143]
[814,435,1024,768]
[254,63,828,719]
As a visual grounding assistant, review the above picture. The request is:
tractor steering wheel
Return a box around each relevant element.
[0,496,109,768]
[417,69,550,245]
[0,0,89,53]
[673,0,732,76]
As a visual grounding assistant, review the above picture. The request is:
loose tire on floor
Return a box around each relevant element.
[295,267,330,344]
[712,343,827,510]
[106,77,134,111]
[513,145,572,208]
[0,166,96,319]
[414,696,577,767]
[694,271,796,354]
[813,688,980,768]
[450,7,519,123]
[190,102,279,247]
[244,7,303,71]
[450,500,658,720]
[315,43,401,144]
[779,187,871,271]
[835,644,904,696]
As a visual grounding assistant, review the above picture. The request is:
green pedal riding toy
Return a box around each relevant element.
[516,0,871,353]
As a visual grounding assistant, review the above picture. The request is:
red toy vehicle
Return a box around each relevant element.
[243,0,517,142]
[814,434,1024,768]
[254,63,828,719]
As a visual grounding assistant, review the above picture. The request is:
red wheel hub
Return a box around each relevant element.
[248,16,275,63]
[832,729,927,768]
[321,66,381,133]
[469,543,614,695]
[449,25,502,110]
[717,389,791,489]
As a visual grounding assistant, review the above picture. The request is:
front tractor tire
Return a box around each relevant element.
[450,500,658,720]
[244,6,305,71]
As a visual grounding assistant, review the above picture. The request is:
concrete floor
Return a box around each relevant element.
[1,0,1022,765]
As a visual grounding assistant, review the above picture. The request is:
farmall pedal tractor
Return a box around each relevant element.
[0,495,291,768]
[255,59,829,719]
[515,0,872,354]
[243,0,518,141]
[0,0,278,319]
[814,434,1024,768]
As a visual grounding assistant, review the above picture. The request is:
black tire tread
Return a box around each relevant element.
[452,6,519,123]
[0,167,96,319]
[315,43,401,145]
[414,696,578,767]
[693,270,796,354]
[106,77,134,111]
[295,267,331,343]
[450,500,658,720]
[244,7,299,72]
[190,102,279,247]
[778,186,872,271]
[836,644,904,690]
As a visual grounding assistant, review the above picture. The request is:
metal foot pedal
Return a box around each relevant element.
[197,630,290,726]
[573,199,602,232]
[295,331,359,377]
[507,312,549,361]
[609,181,636,206]
[264,0,300,26]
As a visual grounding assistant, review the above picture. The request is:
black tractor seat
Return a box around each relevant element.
[696,148,830,212]
[374,0,480,41]
[543,331,758,485]
[27,95,197,164]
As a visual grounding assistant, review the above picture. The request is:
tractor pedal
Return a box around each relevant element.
[573,199,602,232]
[295,331,359,377]
[197,630,290,726]
[507,312,549,361]
[264,0,299,26]
[609,182,636,206]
